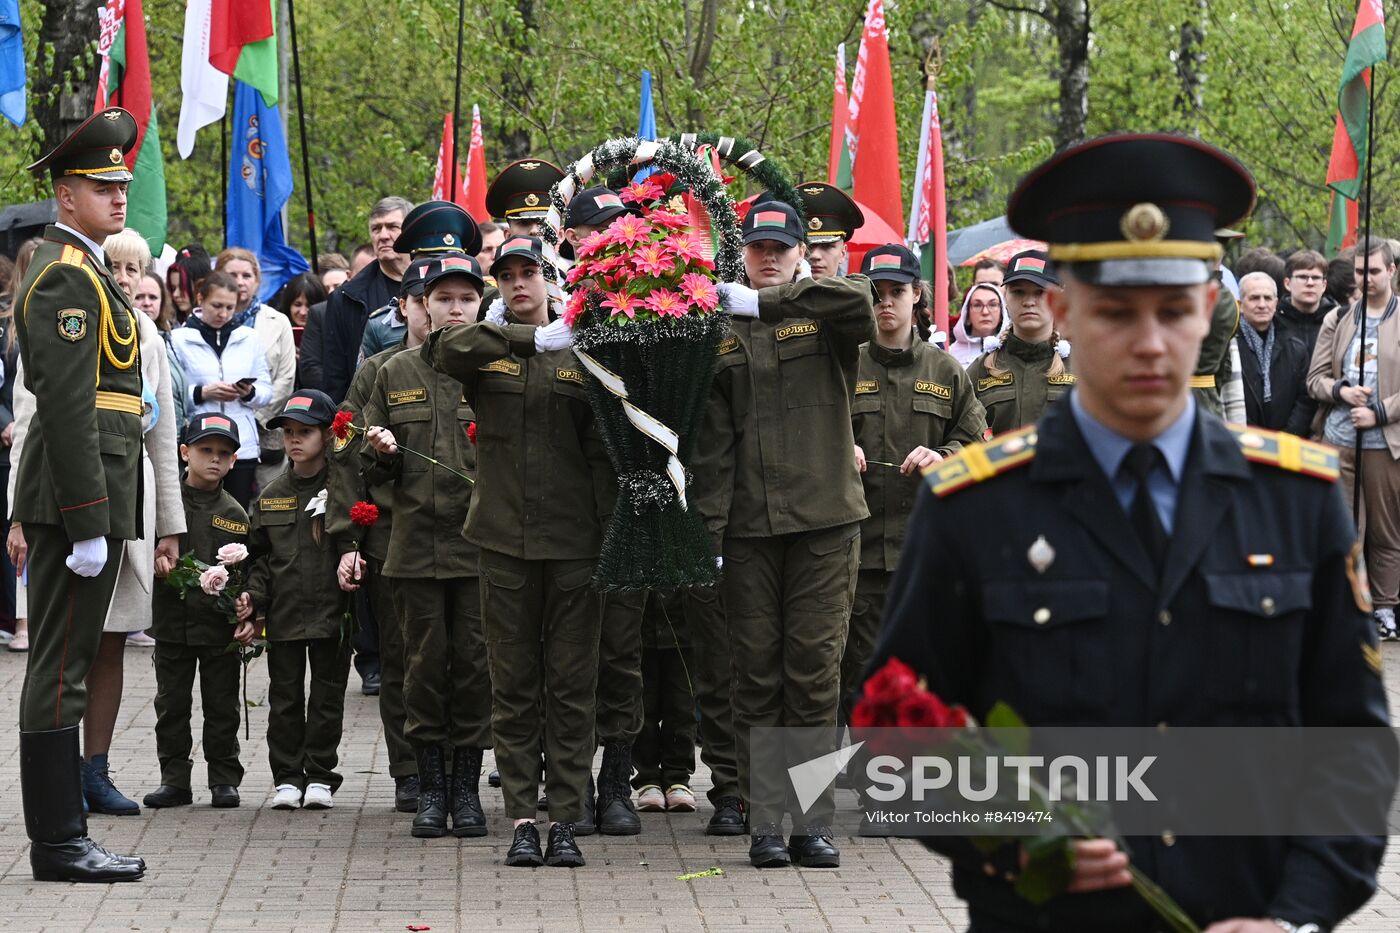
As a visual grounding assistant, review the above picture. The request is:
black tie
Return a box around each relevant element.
[1122,443,1168,567]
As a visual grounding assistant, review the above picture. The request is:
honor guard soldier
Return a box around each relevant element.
[328,257,433,814]
[485,158,566,237]
[693,200,875,869]
[795,182,865,279]
[967,249,1074,435]
[871,135,1395,931]
[842,244,985,724]
[1192,229,1245,417]
[13,108,147,883]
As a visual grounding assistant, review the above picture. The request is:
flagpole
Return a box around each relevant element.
[1354,66,1377,525]
[220,111,229,244]
[450,0,466,202]
[286,0,319,272]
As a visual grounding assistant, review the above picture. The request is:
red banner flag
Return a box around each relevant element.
[907,83,948,335]
[848,0,903,233]
[432,112,467,207]
[465,104,489,222]
[828,44,850,186]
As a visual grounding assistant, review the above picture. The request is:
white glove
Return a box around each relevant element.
[66,536,108,578]
[485,297,507,325]
[535,318,574,353]
[718,282,760,317]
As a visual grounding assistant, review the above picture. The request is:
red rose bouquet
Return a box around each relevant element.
[854,658,1198,932]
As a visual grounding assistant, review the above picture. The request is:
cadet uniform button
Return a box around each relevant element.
[1260,597,1276,616]
[1161,830,1176,846]
[1157,609,1171,626]
[1033,607,1051,625]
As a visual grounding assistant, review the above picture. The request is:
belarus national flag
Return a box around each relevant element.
[95,0,166,253]
[210,0,277,105]
[1326,0,1386,253]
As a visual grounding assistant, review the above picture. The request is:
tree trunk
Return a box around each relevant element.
[1175,0,1207,136]
[497,0,535,162]
[34,0,103,157]
[1052,0,1090,150]
[685,0,718,127]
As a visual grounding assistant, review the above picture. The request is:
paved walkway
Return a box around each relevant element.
[0,642,1397,932]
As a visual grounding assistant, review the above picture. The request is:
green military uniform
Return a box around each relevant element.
[149,482,249,791]
[326,344,410,778]
[424,315,615,826]
[967,333,1074,435]
[246,444,350,794]
[15,105,148,885]
[359,347,490,753]
[844,338,986,721]
[692,267,874,836]
[1191,283,1239,416]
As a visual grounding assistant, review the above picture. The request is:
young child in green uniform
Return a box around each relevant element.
[238,390,348,811]
[143,414,255,810]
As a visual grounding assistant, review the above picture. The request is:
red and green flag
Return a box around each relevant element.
[210,0,278,106]
[1326,0,1386,254]
[95,0,166,254]
[828,43,852,188]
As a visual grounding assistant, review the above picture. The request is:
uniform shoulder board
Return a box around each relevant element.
[367,301,395,320]
[921,425,1037,498]
[1226,423,1338,481]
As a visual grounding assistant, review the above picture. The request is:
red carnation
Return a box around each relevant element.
[466,421,478,445]
[349,501,380,527]
[896,691,968,730]
[331,410,356,441]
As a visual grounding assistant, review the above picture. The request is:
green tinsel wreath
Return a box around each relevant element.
[664,132,808,226]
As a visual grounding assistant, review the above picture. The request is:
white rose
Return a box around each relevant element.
[216,543,249,566]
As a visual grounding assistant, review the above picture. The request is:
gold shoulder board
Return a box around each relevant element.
[1226,423,1338,481]
[922,425,1038,498]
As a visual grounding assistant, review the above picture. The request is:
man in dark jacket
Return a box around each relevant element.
[321,197,412,402]
[1276,248,1336,357]
[297,300,327,390]
[1236,271,1316,435]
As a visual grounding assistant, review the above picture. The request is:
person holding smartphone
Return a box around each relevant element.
[169,272,272,508]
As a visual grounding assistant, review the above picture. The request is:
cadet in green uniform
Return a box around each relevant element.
[362,253,492,839]
[485,159,566,237]
[693,201,874,869]
[1192,252,1241,416]
[795,182,865,279]
[14,108,147,883]
[144,414,253,813]
[423,235,612,868]
[242,390,349,811]
[873,133,1396,933]
[328,259,428,814]
[843,245,985,724]
[968,250,1074,435]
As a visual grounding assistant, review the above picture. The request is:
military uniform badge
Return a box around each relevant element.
[57,309,87,342]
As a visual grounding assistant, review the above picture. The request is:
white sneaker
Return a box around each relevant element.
[303,783,334,810]
[271,784,302,809]
[635,784,665,812]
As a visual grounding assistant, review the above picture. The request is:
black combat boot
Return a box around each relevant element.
[544,822,586,867]
[23,727,145,883]
[393,775,419,813]
[594,741,640,835]
[411,747,448,838]
[449,747,487,837]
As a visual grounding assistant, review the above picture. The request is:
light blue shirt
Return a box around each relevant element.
[1070,390,1196,534]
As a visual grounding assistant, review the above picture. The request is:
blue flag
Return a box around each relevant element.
[227,80,308,302]
[0,0,25,128]
[634,69,656,182]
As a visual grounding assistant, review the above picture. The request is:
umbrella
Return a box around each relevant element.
[960,237,1047,267]
[946,215,1017,265]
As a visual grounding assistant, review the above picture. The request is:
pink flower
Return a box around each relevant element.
[563,288,592,327]
[631,243,675,278]
[645,209,689,231]
[644,289,689,319]
[576,230,609,259]
[199,564,230,596]
[664,232,708,265]
[602,291,640,320]
[619,179,663,205]
[678,272,719,311]
[565,262,593,287]
[605,214,653,248]
[216,543,249,566]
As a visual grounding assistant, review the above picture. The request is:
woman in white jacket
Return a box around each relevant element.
[169,270,272,507]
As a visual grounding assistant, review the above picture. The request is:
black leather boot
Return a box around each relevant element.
[449,747,487,837]
[411,747,448,838]
[544,822,585,867]
[394,775,419,813]
[574,773,596,836]
[789,825,840,868]
[595,741,640,835]
[22,727,145,883]
[749,822,791,869]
